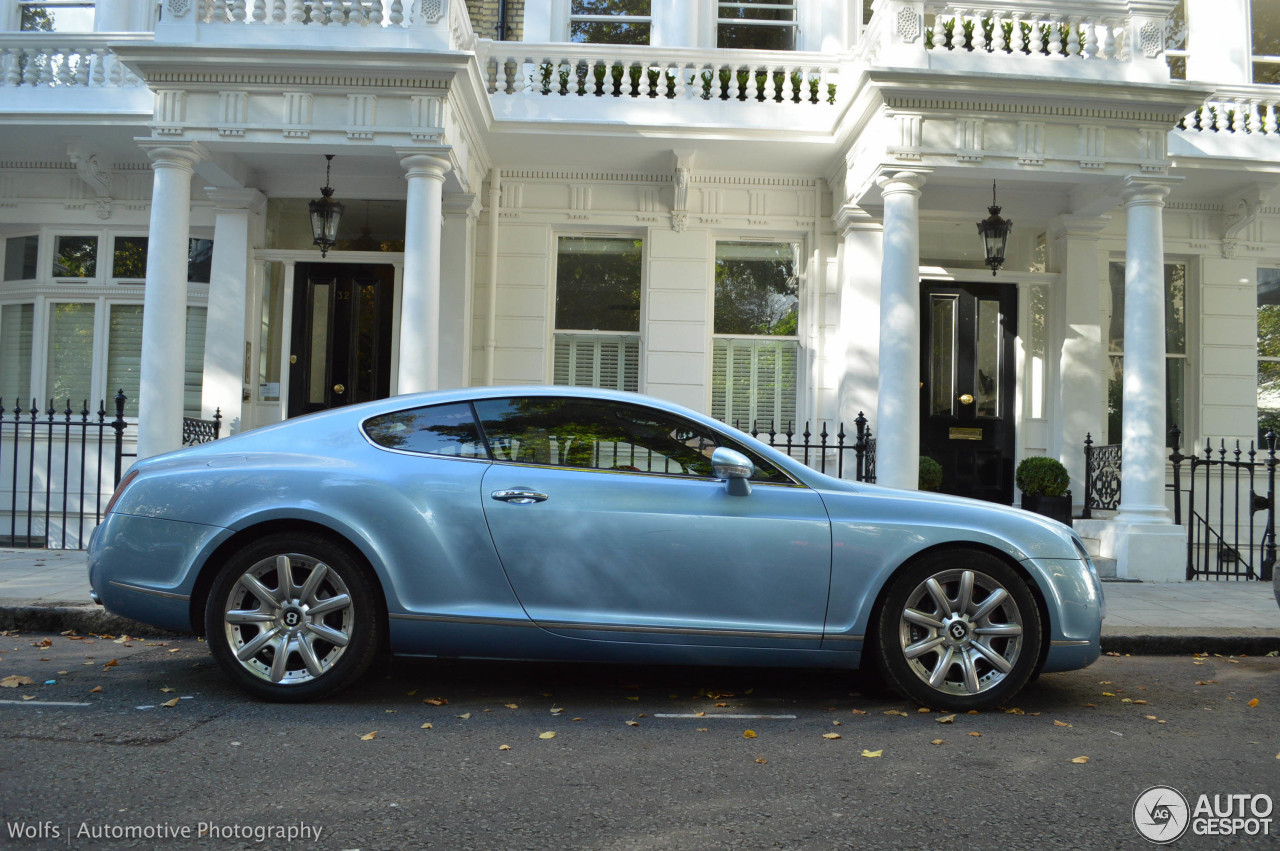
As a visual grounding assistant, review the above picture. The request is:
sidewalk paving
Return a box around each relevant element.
[2,547,1278,654]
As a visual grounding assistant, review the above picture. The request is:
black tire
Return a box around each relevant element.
[204,532,383,702]
[874,549,1043,711]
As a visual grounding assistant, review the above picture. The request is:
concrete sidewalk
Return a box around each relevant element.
[2,547,1278,654]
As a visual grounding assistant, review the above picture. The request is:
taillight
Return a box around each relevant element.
[104,470,140,516]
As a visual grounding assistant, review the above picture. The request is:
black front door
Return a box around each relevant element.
[288,263,394,418]
[919,281,1017,504]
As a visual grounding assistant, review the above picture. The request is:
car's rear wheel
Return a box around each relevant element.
[205,533,382,702]
[875,550,1043,711]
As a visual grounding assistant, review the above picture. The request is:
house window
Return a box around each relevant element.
[1252,0,1280,84]
[19,0,95,31]
[4,236,39,282]
[46,302,96,407]
[0,303,34,402]
[1258,268,1280,441]
[1106,261,1187,446]
[553,236,642,392]
[711,241,800,429]
[111,236,214,283]
[53,236,97,279]
[717,1,797,51]
[569,0,651,45]
[1166,0,1188,80]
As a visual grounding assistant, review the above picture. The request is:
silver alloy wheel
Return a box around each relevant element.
[223,553,354,685]
[897,568,1025,697]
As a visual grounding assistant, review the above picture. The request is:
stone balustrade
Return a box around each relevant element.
[1178,88,1280,137]
[0,35,148,88]
[478,43,841,106]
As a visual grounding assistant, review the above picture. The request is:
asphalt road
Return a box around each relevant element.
[0,631,1277,851]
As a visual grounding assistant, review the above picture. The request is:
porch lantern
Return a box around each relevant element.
[977,181,1012,275]
[309,154,344,257]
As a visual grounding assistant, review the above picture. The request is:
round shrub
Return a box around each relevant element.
[1015,456,1070,497]
[918,457,943,491]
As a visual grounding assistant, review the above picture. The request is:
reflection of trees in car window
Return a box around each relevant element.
[364,403,486,457]
[475,397,791,483]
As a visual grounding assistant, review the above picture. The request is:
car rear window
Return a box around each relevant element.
[363,403,488,458]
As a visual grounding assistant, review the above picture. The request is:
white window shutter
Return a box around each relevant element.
[712,337,798,431]
[0,303,34,403]
[185,306,207,419]
[553,333,639,392]
[46,302,96,411]
[106,304,144,417]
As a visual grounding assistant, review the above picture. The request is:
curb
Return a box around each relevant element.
[0,604,179,638]
[2,603,1278,655]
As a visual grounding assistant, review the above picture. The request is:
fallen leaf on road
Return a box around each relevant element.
[860,749,882,758]
[550,707,564,715]
[32,638,52,648]
[625,721,639,727]
[161,698,179,708]
[1004,707,1024,715]
[1249,698,1260,707]
[715,702,729,707]
[103,659,118,669]
[0,675,33,688]
[851,709,866,715]
[917,708,931,714]
[89,686,102,693]
[968,732,982,737]
[967,710,980,715]
[822,733,841,740]
[505,704,518,709]
[160,687,175,693]
[1070,756,1089,764]
[499,745,511,751]
[936,714,956,724]
[930,739,944,746]
[539,731,556,740]
[457,713,471,720]
[755,757,767,764]
[420,723,433,729]
[1132,700,1148,705]
[360,731,377,741]
[832,721,842,726]
[1053,720,1072,728]
[406,690,418,696]
[1101,691,1115,697]
[167,648,180,653]
[1195,681,1218,686]
[883,709,907,717]
[423,697,448,706]
[743,730,757,739]
[626,696,639,701]
[694,711,706,718]
[21,695,35,701]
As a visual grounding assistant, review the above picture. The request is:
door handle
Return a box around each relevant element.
[958,393,974,405]
[491,489,548,505]
[333,384,345,394]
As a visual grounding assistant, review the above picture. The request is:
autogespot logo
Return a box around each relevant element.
[1134,786,1190,844]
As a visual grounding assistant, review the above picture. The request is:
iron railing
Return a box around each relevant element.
[1081,432,1121,518]
[183,409,223,446]
[734,412,876,482]
[1170,426,1276,581]
[0,391,129,549]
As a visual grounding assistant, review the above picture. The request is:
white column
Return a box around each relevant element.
[1116,176,1179,523]
[1048,214,1109,507]
[202,188,265,436]
[874,169,929,490]
[835,204,883,471]
[137,145,200,460]
[396,151,451,395]
[439,194,477,390]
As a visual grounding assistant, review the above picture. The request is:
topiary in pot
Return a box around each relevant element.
[1016,456,1071,526]
[919,457,943,492]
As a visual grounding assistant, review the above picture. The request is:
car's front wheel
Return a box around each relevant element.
[204,533,383,702]
[875,550,1043,711]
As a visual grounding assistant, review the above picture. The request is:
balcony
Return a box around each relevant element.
[0,33,153,114]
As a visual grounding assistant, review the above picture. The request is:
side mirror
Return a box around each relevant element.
[712,447,754,497]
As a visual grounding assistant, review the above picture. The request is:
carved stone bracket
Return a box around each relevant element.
[67,141,113,219]
[671,149,694,232]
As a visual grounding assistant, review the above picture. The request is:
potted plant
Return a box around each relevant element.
[919,457,943,492]
[1016,456,1072,527]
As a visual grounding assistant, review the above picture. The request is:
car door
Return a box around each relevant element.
[476,396,832,649]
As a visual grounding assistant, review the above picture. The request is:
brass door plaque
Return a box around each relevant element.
[949,427,983,441]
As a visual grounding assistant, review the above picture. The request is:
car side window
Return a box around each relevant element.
[363,403,488,458]
[473,396,791,483]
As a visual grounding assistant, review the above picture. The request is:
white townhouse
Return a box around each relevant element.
[1,0,1279,579]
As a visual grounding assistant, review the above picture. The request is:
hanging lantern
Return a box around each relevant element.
[309,154,344,257]
[977,180,1012,275]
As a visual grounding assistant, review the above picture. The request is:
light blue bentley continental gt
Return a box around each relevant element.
[88,386,1103,709]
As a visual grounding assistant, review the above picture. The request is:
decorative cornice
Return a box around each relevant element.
[883,96,1184,124]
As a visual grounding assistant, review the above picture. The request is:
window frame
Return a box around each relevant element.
[566,0,652,45]
[716,0,799,52]
[550,233,645,393]
[17,0,96,32]
[1250,0,1280,85]
[709,238,804,431]
[1256,266,1280,442]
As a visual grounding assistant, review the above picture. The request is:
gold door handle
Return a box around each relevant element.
[958,394,974,405]
[333,384,345,394]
